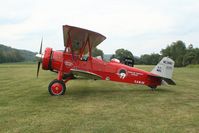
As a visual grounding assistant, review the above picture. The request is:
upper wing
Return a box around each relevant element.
[71,69,102,80]
[63,25,106,51]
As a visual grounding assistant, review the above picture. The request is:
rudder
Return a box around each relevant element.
[151,57,176,85]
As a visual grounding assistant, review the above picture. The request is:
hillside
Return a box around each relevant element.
[0,44,36,63]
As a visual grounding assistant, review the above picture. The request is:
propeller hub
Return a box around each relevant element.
[35,53,43,62]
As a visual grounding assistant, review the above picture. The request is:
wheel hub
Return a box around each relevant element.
[51,83,63,95]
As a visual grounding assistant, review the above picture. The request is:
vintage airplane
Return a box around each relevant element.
[36,25,176,96]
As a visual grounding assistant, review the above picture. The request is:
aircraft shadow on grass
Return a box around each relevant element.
[66,85,175,98]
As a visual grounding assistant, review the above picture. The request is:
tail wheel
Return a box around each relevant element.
[48,79,66,96]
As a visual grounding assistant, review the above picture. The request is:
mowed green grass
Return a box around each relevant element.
[0,64,198,133]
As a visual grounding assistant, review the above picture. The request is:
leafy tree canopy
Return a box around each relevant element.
[111,48,134,61]
[92,47,104,59]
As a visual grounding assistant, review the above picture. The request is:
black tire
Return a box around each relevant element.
[48,79,66,96]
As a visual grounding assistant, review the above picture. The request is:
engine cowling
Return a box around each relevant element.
[42,47,53,70]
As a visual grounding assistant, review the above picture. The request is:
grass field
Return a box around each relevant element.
[0,64,198,133]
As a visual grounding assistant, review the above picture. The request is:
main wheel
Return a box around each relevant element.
[48,79,66,96]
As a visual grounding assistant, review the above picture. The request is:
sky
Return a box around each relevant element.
[0,0,199,56]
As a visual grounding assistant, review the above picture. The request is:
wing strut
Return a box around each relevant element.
[79,36,92,59]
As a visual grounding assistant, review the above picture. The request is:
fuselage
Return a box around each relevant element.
[42,48,161,87]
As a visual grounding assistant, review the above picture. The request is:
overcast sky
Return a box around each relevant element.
[0,0,199,56]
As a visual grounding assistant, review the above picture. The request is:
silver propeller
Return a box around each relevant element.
[36,38,43,78]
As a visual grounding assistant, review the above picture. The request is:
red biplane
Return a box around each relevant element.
[36,25,176,96]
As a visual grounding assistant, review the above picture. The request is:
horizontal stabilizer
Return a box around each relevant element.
[162,78,176,85]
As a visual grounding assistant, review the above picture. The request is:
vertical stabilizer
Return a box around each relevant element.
[151,57,176,85]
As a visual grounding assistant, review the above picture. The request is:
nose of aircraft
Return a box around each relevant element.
[35,53,43,62]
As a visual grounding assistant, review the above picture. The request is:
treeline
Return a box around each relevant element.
[100,40,199,67]
[137,41,199,67]
[0,44,36,63]
[2,40,198,67]
[136,53,161,65]
[161,41,199,67]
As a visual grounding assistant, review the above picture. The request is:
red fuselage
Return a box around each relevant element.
[42,48,161,88]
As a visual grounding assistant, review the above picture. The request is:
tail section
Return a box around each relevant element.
[151,57,176,85]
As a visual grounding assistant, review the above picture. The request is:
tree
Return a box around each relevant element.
[134,56,140,64]
[183,49,195,66]
[161,40,186,67]
[0,52,4,63]
[188,44,193,49]
[192,48,199,64]
[139,53,161,65]
[111,48,134,61]
[139,54,151,65]
[92,47,104,59]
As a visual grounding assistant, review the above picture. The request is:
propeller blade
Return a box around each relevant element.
[37,62,41,78]
[36,38,43,78]
[39,38,43,54]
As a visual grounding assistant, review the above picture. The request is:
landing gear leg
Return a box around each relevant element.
[149,86,157,91]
